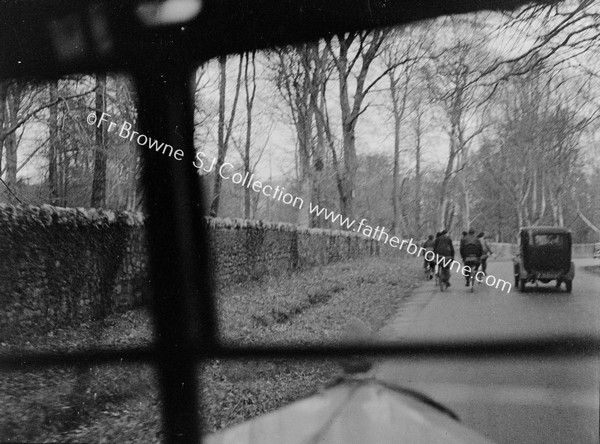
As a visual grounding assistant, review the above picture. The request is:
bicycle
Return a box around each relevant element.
[480,253,491,276]
[436,263,450,292]
[464,256,481,293]
[424,260,435,280]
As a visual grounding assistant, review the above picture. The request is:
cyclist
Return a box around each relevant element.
[460,228,483,286]
[421,235,436,279]
[433,229,454,287]
[477,232,493,276]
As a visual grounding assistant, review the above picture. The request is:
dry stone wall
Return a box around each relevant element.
[4,204,595,334]
[3,204,595,334]
[206,218,381,286]
[0,205,146,334]
[0,206,380,333]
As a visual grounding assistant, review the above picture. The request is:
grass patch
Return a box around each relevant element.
[0,255,420,442]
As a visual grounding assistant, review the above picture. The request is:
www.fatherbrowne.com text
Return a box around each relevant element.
[85,115,511,294]
[193,151,511,294]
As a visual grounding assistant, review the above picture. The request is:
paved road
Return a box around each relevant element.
[373,259,600,444]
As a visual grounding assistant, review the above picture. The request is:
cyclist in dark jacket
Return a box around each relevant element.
[460,228,483,286]
[421,235,436,278]
[477,232,493,275]
[422,235,435,251]
[434,230,455,257]
[433,230,454,286]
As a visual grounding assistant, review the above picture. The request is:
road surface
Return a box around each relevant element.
[373,258,600,444]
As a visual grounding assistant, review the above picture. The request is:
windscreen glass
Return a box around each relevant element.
[191,5,600,345]
[0,74,155,441]
[1,1,599,443]
[191,3,600,441]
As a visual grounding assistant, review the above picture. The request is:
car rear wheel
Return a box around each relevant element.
[565,280,572,293]
[519,278,527,292]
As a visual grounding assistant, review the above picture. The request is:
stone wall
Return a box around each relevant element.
[206,218,381,286]
[0,205,146,334]
[0,206,381,333]
[572,243,596,258]
[3,203,594,334]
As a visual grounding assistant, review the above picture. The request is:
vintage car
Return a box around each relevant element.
[514,227,575,292]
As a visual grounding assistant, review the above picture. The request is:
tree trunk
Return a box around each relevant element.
[210,55,242,217]
[464,187,470,228]
[329,31,385,220]
[211,55,227,217]
[337,56,356,221]
[4,131,17,188]
[389,74,402,235]
[4,83,21,190]
[557,199,564,226]
[340,121,357,220]
[295,84,313,227]
[308,44,328,228]
[243,51,256,219]
[91,73,107,208]
[59,132,68,206]
[0,81,7,176]
[48,82,60,205]
[439,141,456,230]
[414,111,422,236]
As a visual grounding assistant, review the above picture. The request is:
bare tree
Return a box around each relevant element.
[3,83,22,191]
[232,50,269,219]
[382,25,431,235]
[326,29,388,220]
[488,0,600,80]
[91,73,107,208]
[271,41,330,227]
[242,52,257,218]
[478,65,589,230]
[424,19,491,230]
[47,81,60,205]
[411,86,428,236]
[210,55,243,217]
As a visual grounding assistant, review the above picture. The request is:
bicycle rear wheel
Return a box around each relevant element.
[440,268,449,292]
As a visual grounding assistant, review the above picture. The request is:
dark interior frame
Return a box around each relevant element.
[1,1,598,443]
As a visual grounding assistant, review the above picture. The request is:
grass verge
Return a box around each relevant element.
[0,255,420,442]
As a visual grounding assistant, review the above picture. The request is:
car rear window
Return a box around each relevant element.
[533,234,567,247]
